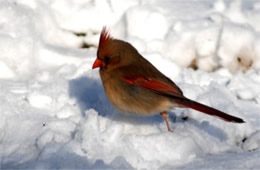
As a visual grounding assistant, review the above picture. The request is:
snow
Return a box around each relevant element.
[125,5,169,41]
[0,0,260,169]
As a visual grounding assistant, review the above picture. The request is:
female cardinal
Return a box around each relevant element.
[92,28,245,131]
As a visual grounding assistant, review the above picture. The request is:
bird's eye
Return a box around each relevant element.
[104,56,110,64]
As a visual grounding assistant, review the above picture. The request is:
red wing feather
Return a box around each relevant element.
[121,76,182,96]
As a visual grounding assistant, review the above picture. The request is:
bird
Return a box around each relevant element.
[92,27,245,132]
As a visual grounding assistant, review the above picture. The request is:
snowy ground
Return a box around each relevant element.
[0,0,260,169]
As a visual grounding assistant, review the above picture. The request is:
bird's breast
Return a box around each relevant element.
[100,72,173,115]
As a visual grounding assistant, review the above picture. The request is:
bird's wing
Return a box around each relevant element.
[121,75,245,123]
[121,75,184,98]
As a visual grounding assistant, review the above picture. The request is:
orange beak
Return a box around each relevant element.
[92,58,105,69]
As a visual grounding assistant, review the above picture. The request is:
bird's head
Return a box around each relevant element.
[92,27,139,71]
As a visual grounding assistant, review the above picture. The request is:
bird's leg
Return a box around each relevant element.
[160,111,172,132]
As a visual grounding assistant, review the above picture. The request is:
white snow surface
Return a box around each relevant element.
[0,0,260,169]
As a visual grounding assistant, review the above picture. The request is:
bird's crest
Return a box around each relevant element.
[98,27,113,50]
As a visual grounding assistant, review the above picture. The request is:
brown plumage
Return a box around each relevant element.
[92,27,245,132]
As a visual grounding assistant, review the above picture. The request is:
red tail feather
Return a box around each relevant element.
[176,98,245,123]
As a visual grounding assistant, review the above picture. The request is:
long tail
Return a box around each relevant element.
[175,98,245,123]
